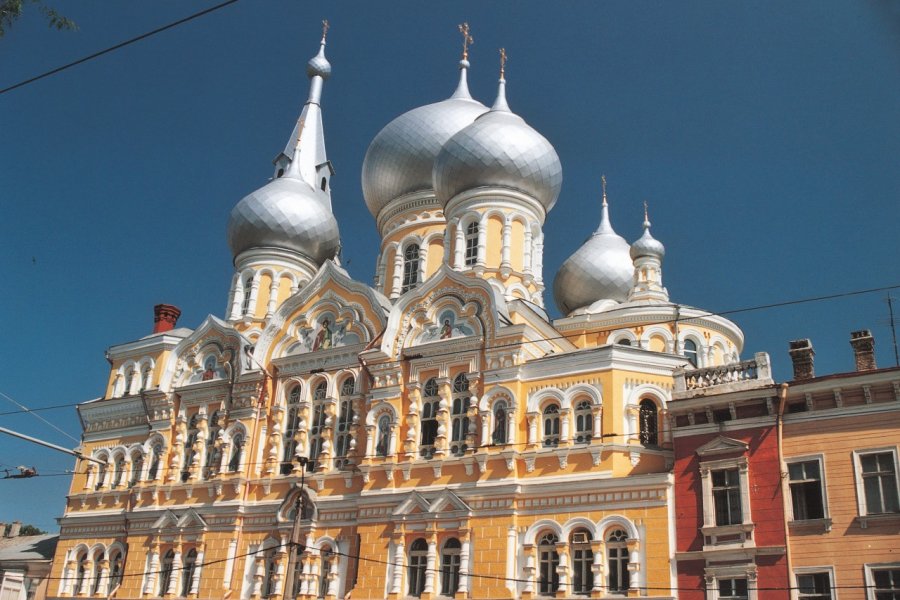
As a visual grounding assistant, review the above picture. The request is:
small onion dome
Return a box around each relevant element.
[361,60,487,219]
[553,197,634,315]
[630,212,665,260]
[306,41,331,80]
[433,77,562,211]
[227,175,340,264]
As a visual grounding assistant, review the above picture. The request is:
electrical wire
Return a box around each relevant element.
[0,0,241,95]
[0,390,79,443]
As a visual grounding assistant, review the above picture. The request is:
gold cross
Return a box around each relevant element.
[458,22,473,60]
[643,200,649,222]
[499,47,507,78]
[321,19,329,41]
[601,175,607,203]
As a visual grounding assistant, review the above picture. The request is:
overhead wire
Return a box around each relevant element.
[0,0,241,95]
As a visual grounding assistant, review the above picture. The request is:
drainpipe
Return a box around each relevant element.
[777,382,794,599]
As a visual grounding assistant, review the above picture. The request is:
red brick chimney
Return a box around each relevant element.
[153,304,181,334]
[789,338,815,380]
[850,329,876,371]
[8,521,21,537]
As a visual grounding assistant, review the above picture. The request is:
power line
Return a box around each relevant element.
[0,390,79,443]
[0,0,241,95]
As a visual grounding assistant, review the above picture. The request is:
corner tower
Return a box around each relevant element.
[434,49,562,307]
[226,24,340,327]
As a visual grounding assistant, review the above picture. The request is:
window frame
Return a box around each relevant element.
[407,538,428,598]
[542,403,561,448]
[440,538,462,597]
[865,563,900,600]
[853,447,900,523]
[401,243,421,293]
[794,566,835,600]
[464,221,479,267]
[786,455,829,523]
[699,456,753,545]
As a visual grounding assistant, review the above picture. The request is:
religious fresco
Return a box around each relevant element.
[417,308,476,343]
[287,311,361,355]
[187,352,229,384]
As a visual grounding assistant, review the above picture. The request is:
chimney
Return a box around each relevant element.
[153,304,181,334]
[0,523,6,537]
[850,329,876,371]
[8,521,21,537]
[789,338,815,380]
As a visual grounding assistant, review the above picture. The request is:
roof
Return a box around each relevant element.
[0,535,58,562]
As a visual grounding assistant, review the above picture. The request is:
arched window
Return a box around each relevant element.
[639,399,658,446]
[606,529,630,594]
[320,177,328,192]
[376,415,391,457]
[401,244,420,293]
[464,221,479,266]
[109,548,124,591]
[129,453,144,487]
[181,548,197,597]
[574,400,593,444]
[112,455,126,488]
[91,551,104,595]
[95,460,108,491]
[75,550,89,594]
[420,378,439,459]
[140,365,152,391]
[335,377,355,469]
[538,532,560,596]
[205,410,223,479]
[492,400,508,445]
[182,414,199,482]
[317,547,332,599]
[262,547,278,598]
[228,433,244,472]
[542,404,560,448]
[570,529,593,595]
[450,374,470,456]
[440,538,462,596]
[122,366,134,396]
[616,338,631,347]
[684,339,699,368]
[106,550,123,589]
[408,539,428,597]
[158,550,175,596]
[283,384,302,474]
[308,382,328,471]
[241,276,254,314]
[147,444,163,481]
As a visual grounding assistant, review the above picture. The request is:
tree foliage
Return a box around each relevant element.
[18,524,47,536]
[0,0,77,37]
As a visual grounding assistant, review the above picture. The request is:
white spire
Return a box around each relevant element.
[596,175,616,234]
[451,22,475,100]
[491,47,511,112]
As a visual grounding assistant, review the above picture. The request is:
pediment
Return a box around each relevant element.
[176,508,207,530]
[151,510,179,531]
[428,489,470,514]
[696,435,749,458]
[393,491,432,517]
[161,316,252,390]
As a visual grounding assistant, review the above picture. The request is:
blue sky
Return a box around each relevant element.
[1,1,898,532]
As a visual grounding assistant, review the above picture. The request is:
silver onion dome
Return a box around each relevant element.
[227,176,340,263]
[361,60,488,219]
[433,77,562,211]
[227,33,340,264]
[630,210,665,260]
[553,195,634,315]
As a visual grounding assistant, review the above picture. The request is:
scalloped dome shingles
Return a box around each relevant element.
[361,96,487,218]
[433,107,562,211]
[227,177,340,264]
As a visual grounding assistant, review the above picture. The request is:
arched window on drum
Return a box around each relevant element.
[639,399,659,446]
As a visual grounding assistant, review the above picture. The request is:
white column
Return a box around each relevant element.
[507,409,516,444]
[523,553,535,594]
[373,252,383,289]
[527,414,537,445]
[480,410,490,446]
[390,541,404,595]
[629,546,640,591]
[424,540,437,593]
[61,561,75,596]
[523,225,533,277]
[96,564,110,596]
[591,547,603,593]
[326,556,339,598]
[500,216,512,272]
[246,277,261,317]
[251,558,264,597]
[453,222,465,270]
[227,273,242,320]
[266,277,280,317]
[476,215,487,268]
[593,407,603,439]
[557,547,569,592]
[391,249,403,298]
[533,232,544,283]
[366,424,376,457]
[560,408,571,443]
[190,549,204,596]
[144,551,159,595]
[167,551,182,596]
[458,538,470,594]
[223,540,237,588]
[418,245,428,283]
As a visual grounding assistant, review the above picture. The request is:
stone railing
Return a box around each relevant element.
[673,352,773,399]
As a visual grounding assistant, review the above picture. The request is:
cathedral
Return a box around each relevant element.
[49,25,748,600]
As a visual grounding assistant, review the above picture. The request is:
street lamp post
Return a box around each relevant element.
[281,456,309,600]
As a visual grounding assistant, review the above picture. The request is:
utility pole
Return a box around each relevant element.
[281,456,309,600]
[0,426,105,466]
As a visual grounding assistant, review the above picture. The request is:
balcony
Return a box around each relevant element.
[673,352,774,400]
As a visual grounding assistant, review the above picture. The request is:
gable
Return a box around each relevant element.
[696,435,749,458]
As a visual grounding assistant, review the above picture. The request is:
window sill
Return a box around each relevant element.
[857,512,900,529]
[788,518,832,533]
[701,523,754,548]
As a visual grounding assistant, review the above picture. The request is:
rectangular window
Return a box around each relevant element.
[718,578,748,600]
[712,468,743,526]
[860,451,900,515]
[789,460,826,520]
[797,572,832,600]
[872,567,900,600]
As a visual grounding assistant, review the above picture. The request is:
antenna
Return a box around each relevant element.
[888,294,900,367]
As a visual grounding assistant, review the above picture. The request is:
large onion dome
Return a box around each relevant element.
[361,60,488,219]
[433,77,562,211]
[227,36,340,264]
[553,193,634,315]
